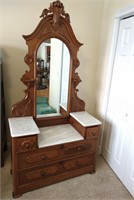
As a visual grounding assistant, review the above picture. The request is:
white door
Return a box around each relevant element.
[102,16,134,197]
[123,128,134,197]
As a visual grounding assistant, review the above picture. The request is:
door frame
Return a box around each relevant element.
[100,4,134,153]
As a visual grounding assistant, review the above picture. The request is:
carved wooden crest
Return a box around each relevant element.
[40,0,70,31]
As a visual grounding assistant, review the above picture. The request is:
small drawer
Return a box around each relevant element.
[86,126,100,139]
[16,135,37,152]
[63,139,96,155]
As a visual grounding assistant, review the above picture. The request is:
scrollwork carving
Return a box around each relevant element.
[72,73,81,88]
[40,9,50,18]
[11,91,32,117]
[73,59,80,68]
[40,0,70,31]
[20,56,35,89]
[24,54,34,64]
[21,77,35,89]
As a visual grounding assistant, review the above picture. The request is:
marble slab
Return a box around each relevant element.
[37,113,61,118]
[38,124,83,148]
[70,111,102,127]
[8,116,40,137]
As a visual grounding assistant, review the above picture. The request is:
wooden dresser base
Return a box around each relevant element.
[10,113,101,198]
[11,124,100,198]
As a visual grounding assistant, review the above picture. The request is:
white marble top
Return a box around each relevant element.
[70,111,102,127]
[8,116,40,137]
[38,124,83,148]
[37,113,61,118]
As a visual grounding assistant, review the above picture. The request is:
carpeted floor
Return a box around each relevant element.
[1,150,133,200]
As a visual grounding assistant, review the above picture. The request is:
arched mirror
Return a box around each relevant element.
[36,38,70,117]
[11,0,85,124]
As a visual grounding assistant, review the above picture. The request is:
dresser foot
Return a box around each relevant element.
[89,170,95,174]
[12,192,22,198]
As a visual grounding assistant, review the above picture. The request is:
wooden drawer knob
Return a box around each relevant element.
[21,140,34,150]
[76,146,81,151]
[25,143,30,148]
[91,131,96,136]
[41,154,47,160]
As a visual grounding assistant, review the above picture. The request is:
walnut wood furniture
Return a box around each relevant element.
[9,0,102,198]
[9,112,101,198]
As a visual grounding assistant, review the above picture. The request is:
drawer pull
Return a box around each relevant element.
[91,131,96,136]
[64,144,91,154]
[21,140,34,150]
[76,146,81,151]
[86,127,99,139]
[41,154,47,160]
[25,143,30,149]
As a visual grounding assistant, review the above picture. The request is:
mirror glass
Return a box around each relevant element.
[36,38,70,118]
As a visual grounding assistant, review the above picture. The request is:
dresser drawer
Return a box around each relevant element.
[18,162,60,185]
[62,153,94,172]
[63,139,96,155]
[18,153,94,185]
[86,126,100,139]
[16,135,37,152]
[18,147,61,169]
[18,139,97,169]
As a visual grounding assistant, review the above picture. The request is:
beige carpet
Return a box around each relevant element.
[1,150,133,200]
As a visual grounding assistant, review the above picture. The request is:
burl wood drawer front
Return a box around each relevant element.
[16,136,37,152]
[62,153,94,172]
[18,148,60,169]
[18,139,97,169]
[86,126,100,139]
[63,139,96,155]
[18,163,60,185]
[18,153,94,185]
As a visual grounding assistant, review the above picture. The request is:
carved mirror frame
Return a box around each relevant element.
[11,0,85,123]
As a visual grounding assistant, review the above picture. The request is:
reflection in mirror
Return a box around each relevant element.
[36,38,70,118]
